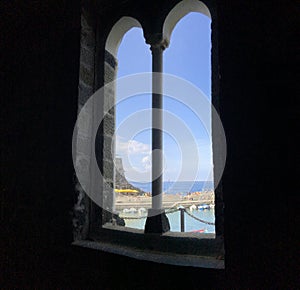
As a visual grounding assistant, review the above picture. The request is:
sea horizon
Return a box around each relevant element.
[129,180,214,195]
[128,180,214,183]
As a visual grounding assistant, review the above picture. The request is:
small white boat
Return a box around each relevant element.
[138,207,147,214]
[198,204,210,210]
[128,207,137,213]
[190,204,197,211]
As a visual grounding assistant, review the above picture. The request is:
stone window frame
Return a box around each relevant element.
[73,0,224,269]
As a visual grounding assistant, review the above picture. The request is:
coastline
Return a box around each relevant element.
[115,191,214,212]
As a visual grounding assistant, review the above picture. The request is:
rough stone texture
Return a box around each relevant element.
[73,181,89,240]
[101,114,115,136]
[80,46,95,66]
[78,82,94,106]
[79,65,94,87]
[73,4,97,240]
[105,50,118,69]
[1,0,298,289]
[93,50,119,224]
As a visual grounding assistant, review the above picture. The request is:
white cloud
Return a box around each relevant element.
[115,136,152,182]
[115,135,214,182]
[142,155,151,170]
[116,136,150,156]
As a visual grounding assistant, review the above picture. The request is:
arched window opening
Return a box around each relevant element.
[99,17,146,225]
[74,0,224,268]
[162,12,215,233]
[114,27,152,230]
[106,10,216,235]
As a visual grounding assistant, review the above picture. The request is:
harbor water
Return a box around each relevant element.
[118,181,215,233]
[122,208,215,233]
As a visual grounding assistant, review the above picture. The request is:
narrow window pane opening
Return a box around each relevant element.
[110,13,215,235]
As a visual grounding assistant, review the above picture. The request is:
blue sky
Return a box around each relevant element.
[116,12,212,182]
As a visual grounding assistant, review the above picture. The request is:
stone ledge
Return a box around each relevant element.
[72,239,224,269]
[73,225,224,269]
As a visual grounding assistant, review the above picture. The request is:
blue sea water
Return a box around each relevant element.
[124,209,215,233]
[130,180,214,194]
[123,180,215,233]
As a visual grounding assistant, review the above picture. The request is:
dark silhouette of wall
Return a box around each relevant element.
[1,0,298,288]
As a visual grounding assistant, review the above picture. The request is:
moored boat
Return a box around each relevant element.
[198,204,210,210]
[191,229,207,233]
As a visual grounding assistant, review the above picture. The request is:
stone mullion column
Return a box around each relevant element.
[145,42,170,234]
[101,50,118,224]
[151,45,163,210]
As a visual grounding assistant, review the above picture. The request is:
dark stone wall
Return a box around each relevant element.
[1,0,298,289]
[1,0,81,286]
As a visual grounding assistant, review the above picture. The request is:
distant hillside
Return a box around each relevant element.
[115,158,145,195]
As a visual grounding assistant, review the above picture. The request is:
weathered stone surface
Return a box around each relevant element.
[80,14,95,48]
[76,135,92,156]
[80,46,94,67]
[102,135,114,160]
[102,159,114,179]
[105,50,117,69]
[102,180,115,214]
[101,113,115,136]
[104,62,116,84]
[78,82,93,105]
[73,180,89,240]
[81,30,95,49]
[104,89,115,112]
[80,65,94,87]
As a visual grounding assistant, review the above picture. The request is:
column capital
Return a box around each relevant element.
[145,33,169,51]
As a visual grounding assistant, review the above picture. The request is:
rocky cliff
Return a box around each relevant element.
[115,157,145,195]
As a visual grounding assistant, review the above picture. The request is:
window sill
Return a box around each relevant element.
[72,225,224,269]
